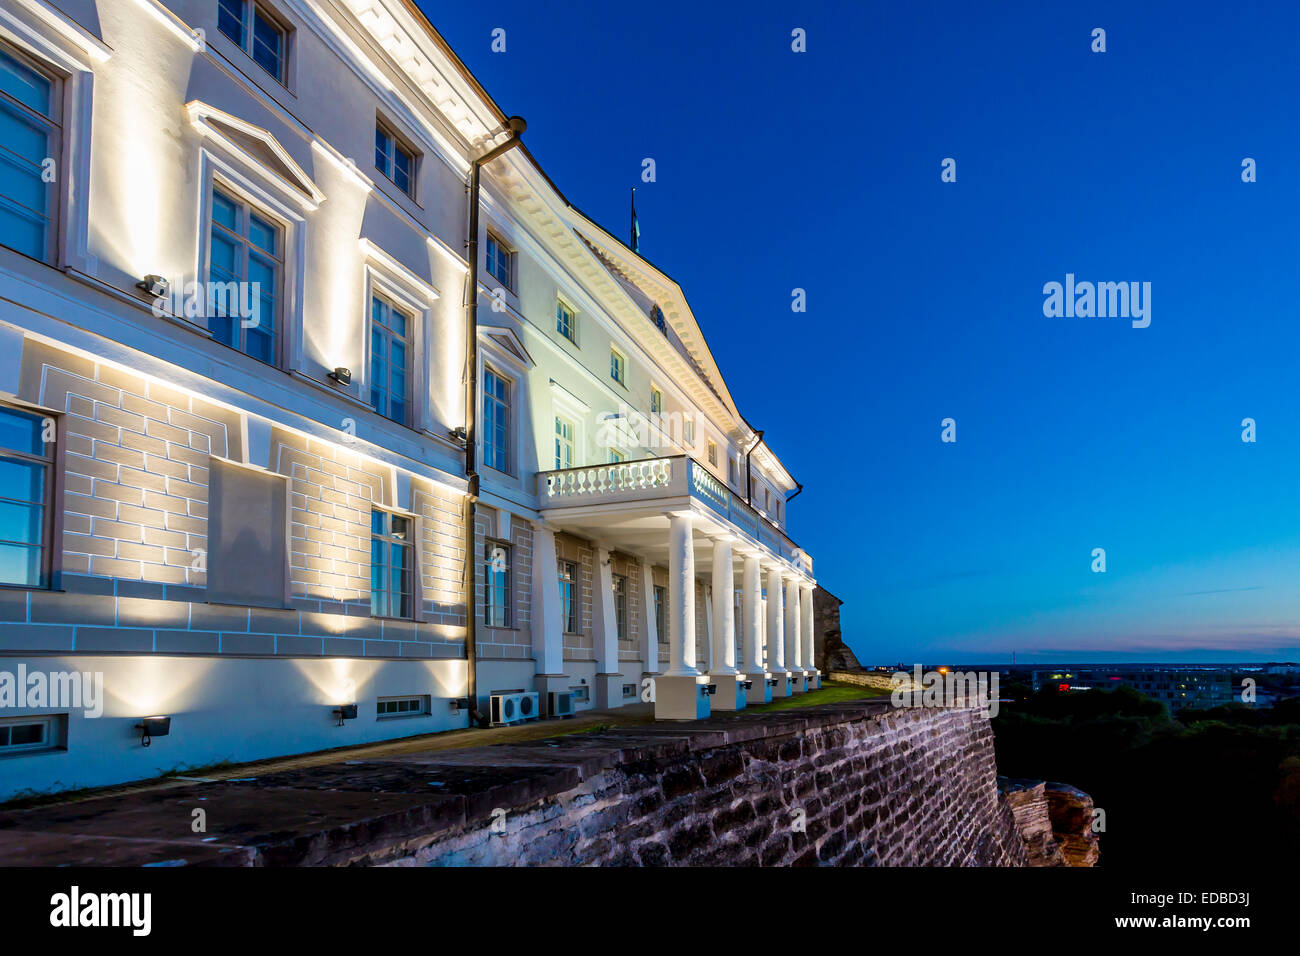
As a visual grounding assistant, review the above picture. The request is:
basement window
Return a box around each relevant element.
[569,685,590,704]
[622,683,638,700]
[376,695,430,719]
[0,714,65,755]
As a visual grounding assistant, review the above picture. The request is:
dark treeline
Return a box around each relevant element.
[991,683,1300,867]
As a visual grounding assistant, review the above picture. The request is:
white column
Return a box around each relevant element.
[638,559,659,674]
[529,522,563,675]
[766,565,785,672]
[742,553,763,673]
[710,536,738,675]
[666,513,698,676]
[701,585,714,672]
[592,546,619,673]
[784,575,801,671]
[801,584,816,673]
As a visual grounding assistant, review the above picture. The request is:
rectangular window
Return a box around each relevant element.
[485,232,512,289]
[0,714,61,754]
[609,448,626,464]
[728,457,738,485]
[622,683,637,700]
[683,417,695,447]
[559,560,579,633]
[653,585,666,643]
[217,0,288,84]
[612,574,628,641]
[764,488,771,510]
[376,695,430,719]
[554,415,575,470]
[208,185,282,366]
[369,294,410,425]
[483,367,510,472]
[485,541,510,627]
[556,299,576,342]
[374,121,416,198]
[650,387,663,415]
[370,509,413,619]
[707,440,718,466]
[0,44,61,263]
[0,404,53,588]
[609,348,626,386]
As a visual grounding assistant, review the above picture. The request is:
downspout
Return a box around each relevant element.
[744,430,764,505]
[462,116,527,728]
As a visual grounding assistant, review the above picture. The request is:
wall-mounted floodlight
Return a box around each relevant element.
[136,716,171,747]
[327,367,352,386]
[136,275,169,299]
[333,703,358,726]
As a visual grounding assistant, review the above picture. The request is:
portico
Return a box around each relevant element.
[532,455,818,720]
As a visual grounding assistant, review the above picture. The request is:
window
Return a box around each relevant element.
[654,585,666,643]
[484,541,510,627]
[728,457,738,485]
[374,121,416,198]
[569,685,590,704]
[559,560,579,633]
[707,440,718,466]
[0,404,53,588]
[0,714,61,754]
[622,683,638,700]
[485,232,512,289]
[217,0,288,84]
[683,417,695,447]
[483,368,510,472]
[764,488,771,510]
[369,294,410,425]
[650,387,663,415]
[208,185,282,366]
[556,299,576,342]
[609,448,626,464]
[0,45,60,263]
[370,509,413,619]
[377,695,430,719]
[554,415,575,470]
[613,574,628,641]
[609,348,626,386]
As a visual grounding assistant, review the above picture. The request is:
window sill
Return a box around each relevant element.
[376,712,430,722]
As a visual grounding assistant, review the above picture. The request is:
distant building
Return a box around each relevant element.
[1031,668,1238,710]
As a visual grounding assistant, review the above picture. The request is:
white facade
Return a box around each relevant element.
[0,0,815,800]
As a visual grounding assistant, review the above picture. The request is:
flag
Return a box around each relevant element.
[630,187,640,252]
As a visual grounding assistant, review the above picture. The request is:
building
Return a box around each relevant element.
[0,0,816,799]
[1030,668,1237,710]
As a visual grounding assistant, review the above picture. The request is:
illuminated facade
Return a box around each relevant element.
[0,0,815,799]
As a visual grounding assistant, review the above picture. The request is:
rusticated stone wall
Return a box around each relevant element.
[389,702,1030,867]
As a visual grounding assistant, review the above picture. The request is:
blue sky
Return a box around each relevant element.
[419,0,1300,664]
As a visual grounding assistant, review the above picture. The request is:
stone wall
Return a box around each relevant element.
[387,702,1030,867]
[999,777,1100,867]
[814,586,860,672]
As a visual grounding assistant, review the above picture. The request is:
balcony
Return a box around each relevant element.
[537,455,812,575]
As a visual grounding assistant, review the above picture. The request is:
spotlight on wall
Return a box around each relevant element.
[333,703,358,726]
[448,426,467,444]
[136,274,169,299]
[449,697,471,712]
[135,715,171,747]
[327,367,352,386]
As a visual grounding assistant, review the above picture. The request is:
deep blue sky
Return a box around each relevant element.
[419,0,1300,664]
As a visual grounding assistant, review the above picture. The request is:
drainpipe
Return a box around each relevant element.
[785,480,804,503]
[744,430,764,505]
[462,116,527,728]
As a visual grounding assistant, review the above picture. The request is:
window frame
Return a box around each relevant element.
[368,291,412,426]
[0,714,61,755]
[554,414,575,471]
[369,507,414,620]
[0,401,61,591]
[484,539,511,628]
[650,386,663,415]
[376,695,430,720]
[707,439,718,466]
[482,365,512,475]
[205,181,286,368]
[612,573,628,642]
[556,297,577,344]
[609,347,626,387]
[654,584,667,643]
[485,231,513,291]
[216,0,291,87]
[559,559,580,634]
[374,117,418,200]
[0,40,64,266]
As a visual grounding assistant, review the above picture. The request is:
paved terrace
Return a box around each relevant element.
[0,692,894,866]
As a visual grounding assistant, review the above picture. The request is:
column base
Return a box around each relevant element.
[793,669,810,693]
[745,672,772,705]
[654,674,711,721]
[534,673,572,718]
[708,673,747,711]
[774,672,796,697]
[806,669,821,691]
[593,672,628,710]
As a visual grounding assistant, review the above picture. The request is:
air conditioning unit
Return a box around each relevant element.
[548,691,575,718]
[489,691,541,727]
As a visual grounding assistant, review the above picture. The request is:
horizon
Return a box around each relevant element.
[419,0,1300,666]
